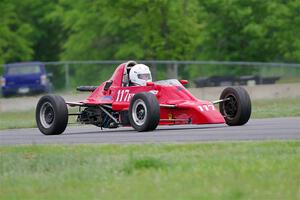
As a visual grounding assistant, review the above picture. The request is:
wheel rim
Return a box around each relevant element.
[40,102,55,128]
[223,94,238,120]
[132,99,147,126]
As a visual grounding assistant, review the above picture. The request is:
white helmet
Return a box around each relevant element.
[129,64,152,86]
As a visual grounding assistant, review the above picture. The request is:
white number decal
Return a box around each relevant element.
[198,104,215,112]
[116,90,134,102]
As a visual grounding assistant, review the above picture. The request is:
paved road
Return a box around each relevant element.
[0,117,299,146]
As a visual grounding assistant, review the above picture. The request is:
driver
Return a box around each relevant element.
[129,64,152,86]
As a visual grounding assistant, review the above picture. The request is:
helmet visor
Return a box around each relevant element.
[138,73,151,81]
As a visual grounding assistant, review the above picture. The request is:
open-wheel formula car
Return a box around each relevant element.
[36,61,251,135]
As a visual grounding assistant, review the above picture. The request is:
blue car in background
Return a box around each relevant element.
[0,62,52,97]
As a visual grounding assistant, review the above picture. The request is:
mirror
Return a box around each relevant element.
[180,80,188,85]
[104,80,113,91]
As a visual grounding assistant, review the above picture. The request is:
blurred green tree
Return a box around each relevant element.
[1,0,300,85]
[188,0,300,79]
[57,0,201,60]
[200,0,300,62]
[13,0,66,62]
[0,0,33,64]
[54,0,202,85]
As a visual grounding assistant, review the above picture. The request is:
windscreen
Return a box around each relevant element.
[154,79,182,86]
[7,65,41,75]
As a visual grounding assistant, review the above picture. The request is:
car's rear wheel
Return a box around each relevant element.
[36,95,68,135]
[129,92,160,131]
[219,87,251,126]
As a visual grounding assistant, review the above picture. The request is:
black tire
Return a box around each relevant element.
[36,95,68,135]
[219,87,251,126]
[128,92,160,132]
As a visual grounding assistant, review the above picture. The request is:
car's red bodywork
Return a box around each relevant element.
[70,62,225,126]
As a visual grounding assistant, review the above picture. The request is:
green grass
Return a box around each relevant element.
[0,110,36,130]
[0,142,299,199]
[0,108,78,130]
[251,97,300,118]
[0,97,300,130]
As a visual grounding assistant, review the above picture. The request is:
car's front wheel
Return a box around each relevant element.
[128,92,160,132]
[36,95,68,135]
[219,87,251,126]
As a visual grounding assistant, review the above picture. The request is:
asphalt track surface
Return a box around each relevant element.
[0,117,299,146]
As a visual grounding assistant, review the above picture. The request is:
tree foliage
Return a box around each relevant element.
[0,0,300,84]
[0,0,33,64]
[55,0,201,61]
[200,0,300,62]
[1,0,300,63]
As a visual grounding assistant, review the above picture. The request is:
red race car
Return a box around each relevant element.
[36,61,251,135]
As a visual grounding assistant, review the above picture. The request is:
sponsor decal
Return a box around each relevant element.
[198,104,216,112]
[101,96,113,100]
[116,89,134,102]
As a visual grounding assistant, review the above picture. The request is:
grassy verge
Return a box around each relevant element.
[1,142,299,199]
[0,110,35,130]
[0,97,299,130]
[0,108,77,130]
[251,97,300,118]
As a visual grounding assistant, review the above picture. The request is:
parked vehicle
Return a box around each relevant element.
[35,61,251,135]
[1,62,52,97]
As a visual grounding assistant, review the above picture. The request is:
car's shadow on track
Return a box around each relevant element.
[64,128,135,135]
[155,125,227,132]
[64,124,227,135]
